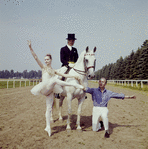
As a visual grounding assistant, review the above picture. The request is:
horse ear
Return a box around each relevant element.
[86,46,89,53]
[93,47,96,53]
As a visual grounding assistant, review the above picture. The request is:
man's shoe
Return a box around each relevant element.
[100,121,103,128]
[104,131,110,138]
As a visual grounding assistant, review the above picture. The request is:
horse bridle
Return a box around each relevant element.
[73,54,96,76]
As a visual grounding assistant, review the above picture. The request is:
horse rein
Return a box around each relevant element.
[73,68,87,76]
[73,56,95,76]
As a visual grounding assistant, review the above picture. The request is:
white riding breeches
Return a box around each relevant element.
[92,106,109,131]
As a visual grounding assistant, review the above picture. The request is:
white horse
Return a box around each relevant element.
[55,46,96,131]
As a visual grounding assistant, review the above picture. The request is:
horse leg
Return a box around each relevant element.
[50,108,54,123]
[76,96,85,131]
[58,96,65,121]
[44,93,54,137]
[66,93,72,132]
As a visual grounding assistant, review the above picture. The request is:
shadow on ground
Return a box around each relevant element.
[51,114,140,136]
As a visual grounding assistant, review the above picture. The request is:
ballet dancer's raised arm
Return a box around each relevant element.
[27,40,44,69]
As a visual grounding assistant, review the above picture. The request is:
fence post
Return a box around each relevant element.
[136,81,138,87]
[7,80,9,89]
[13,80,15,88]
[131,81,133,87]
[141,81,143,88]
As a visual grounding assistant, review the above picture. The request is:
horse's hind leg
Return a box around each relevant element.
[76,97,85,131]
[58,96,65,121]
[50,109,54,123]
[66,93,72,131]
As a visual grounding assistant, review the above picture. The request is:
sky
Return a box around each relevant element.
[0,0,148,72]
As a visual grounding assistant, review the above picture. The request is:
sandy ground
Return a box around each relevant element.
[0,81,148,149]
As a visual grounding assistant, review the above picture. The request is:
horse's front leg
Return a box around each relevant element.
[76,96,85,131]
[44,93,54,137]
[58,96,65,121]
[66,93,72,132]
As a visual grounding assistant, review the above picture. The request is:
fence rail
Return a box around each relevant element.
[0,79,41,89]
[107,80,148,88]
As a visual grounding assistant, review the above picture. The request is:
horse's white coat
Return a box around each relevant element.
[55,47,96,131]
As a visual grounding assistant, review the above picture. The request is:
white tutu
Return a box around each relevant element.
[31,67,63,96]
[31,80,63,96]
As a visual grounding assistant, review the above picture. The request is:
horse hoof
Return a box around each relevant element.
[66,129,71,133]
[45,127,51,137]
[77,129,82,133]
[59,118,63,122]
[50,120,54,123]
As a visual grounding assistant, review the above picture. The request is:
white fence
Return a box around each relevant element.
[0,79,41,89]
[107,80,148,88]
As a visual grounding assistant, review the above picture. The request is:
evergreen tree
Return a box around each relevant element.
[4,70,10,79]
[129,50,135,79]
[138,40,148,79]
[132,48,141,79]
[114,56,124,79]
[23,70,28,78]
[10,70,14,78]
[110,63,116,79]
[0,70,5,78]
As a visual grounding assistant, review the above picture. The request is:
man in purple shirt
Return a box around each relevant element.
[84,77,136,138]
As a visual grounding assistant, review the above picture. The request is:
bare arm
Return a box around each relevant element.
[55,70,80,80]
[124,95,136,99]
[27,40,43,69]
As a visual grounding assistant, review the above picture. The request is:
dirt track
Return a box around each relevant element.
[0,81,148,149]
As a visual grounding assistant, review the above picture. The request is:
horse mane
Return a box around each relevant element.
[76,50,86,64]
[76,48,94,64]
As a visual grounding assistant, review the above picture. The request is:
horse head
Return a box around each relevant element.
[74,47,96,79]
[84,47,96,79]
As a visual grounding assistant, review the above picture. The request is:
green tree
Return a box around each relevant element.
[132,48,141,79]
[10,70,14,78]
[138,40,148,79]
[23,70,28,78]
[114,56,124,79]
[4,70,10,79]
[129,50,135,79]
[0,70,5,78]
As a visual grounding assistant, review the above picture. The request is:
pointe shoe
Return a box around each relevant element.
[45,127,51,137]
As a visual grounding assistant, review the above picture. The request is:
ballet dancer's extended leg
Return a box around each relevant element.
[41,81,56,96]
[41,78,84,96]
[44,93,54,136]
[55,79,84,89]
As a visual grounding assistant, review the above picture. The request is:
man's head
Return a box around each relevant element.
[66,34,77,46]
[98,77,107,89]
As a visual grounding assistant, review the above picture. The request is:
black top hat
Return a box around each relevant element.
[66,34,77,40]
